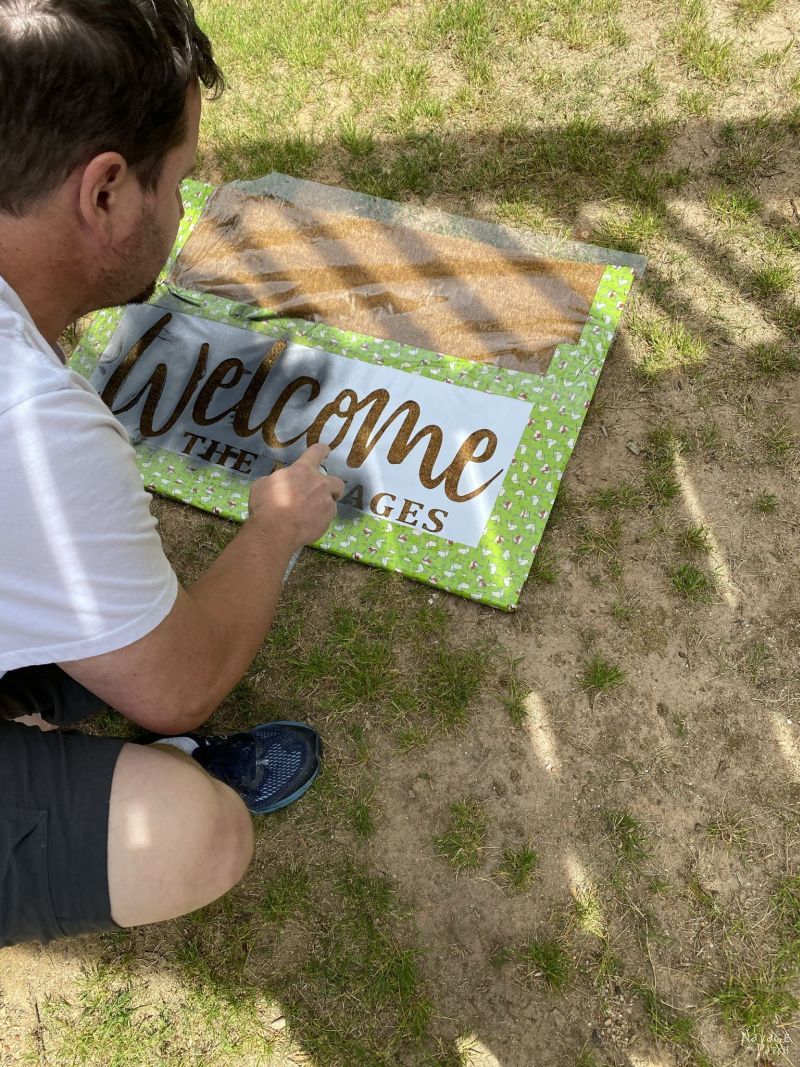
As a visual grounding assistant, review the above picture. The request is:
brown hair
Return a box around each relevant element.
[0,0,224,215]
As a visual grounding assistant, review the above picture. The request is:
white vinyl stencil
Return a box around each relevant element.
[92,305,532,547]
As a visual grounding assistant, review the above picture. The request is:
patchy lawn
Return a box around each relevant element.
[3,1,799,1065]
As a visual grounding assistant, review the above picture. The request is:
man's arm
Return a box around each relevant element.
[59,443,344,735]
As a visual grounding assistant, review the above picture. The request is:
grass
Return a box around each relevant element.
[594,947,623,986]
[44,971,172,1067]
[590,481,647,511]
[707,187,762,223]
[581,654,625,693]
[644,465,682,505]
[707,814,751,850]
[529,542,559,584]
[625,62,665,113]
[200,0,385,73]
[670,562,716,601]
[423,0,496,82]
[773,874,800,926]
[748,342,800,375]
[576,516,622,554]
[338,116,376,158]
[750,343,797,377]
[572,886,605,939]
[497,845,539,893]
[427,648,489,728]
[714,966,799,1055]
[499,655,529,725]
[494,0,628,52]
[737,639,774,685]
[259,864,312,923]
[760,420,797,465]
[749,262,795,299]
[278,594,487,740]
[752,490,779,513]
[635,983,696,1046]
[676,523,712,554]
[673,0,735,83]
[630,315,707,377]
[603,810,651,869]
[434,800,489,871]
[672,714,689,738]
[349,792,376,837]
[678,87,712,116]
[575,1050,600,1067]
[40,962,272,1066]
[690,422,723,459]
[593,205,663,255]
[285,865,434,1063]
[734,0,777,19]
[513,938,572,992]
[610,594,639,623]
[641,427,682,504]
[773,875,800,969]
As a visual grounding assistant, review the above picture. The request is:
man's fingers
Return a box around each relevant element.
[296,442,331,467]
[293,444,344,499]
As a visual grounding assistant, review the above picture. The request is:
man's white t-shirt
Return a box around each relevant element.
[0,277,178,675]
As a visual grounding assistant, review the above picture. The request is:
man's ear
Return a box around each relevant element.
[77,152,137,244]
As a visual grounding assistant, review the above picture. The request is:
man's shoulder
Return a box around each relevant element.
[0,281,130,454]
[0,298,71,414]
[0,312,109,430]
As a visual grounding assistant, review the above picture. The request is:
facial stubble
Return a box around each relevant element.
[95,204,172,311]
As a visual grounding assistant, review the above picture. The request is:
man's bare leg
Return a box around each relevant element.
[107,743,254,927]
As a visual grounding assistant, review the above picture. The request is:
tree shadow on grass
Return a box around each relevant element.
[197,112,799,389]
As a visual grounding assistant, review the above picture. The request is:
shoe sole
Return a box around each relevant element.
[248,720,323,814]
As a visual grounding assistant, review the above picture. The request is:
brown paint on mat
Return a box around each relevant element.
[170,185,605,372]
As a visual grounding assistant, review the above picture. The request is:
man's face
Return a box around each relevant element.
[95,83,201,309]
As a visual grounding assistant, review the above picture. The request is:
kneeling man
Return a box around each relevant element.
[0,0,343,946]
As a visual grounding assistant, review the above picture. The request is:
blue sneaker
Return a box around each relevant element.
[188,721,322,814]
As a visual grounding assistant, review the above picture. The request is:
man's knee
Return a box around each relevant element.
[108,744,254,928]
[203,778,255,898]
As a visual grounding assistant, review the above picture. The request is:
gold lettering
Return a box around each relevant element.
[397,498,423,526]
[276,381,503,504]
[349,398,439,473]
[370,492,396,518]
[101,313,172,411]
[102,314,211,438]
[104,321,505,506]
[422,508,448,534]
[182,431,207,455]
[261,376,321,448]
[192,357,245,425]
[442,429,504,503]
[231,449,258,474]
[231,339,287,437]
[305,388,386,450]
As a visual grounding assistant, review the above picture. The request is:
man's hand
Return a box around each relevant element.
[247,443,345,550]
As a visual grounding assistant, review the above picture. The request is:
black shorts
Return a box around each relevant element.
[0,665,125,947]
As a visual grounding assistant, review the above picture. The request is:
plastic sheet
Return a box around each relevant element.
[170,175,645,373]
